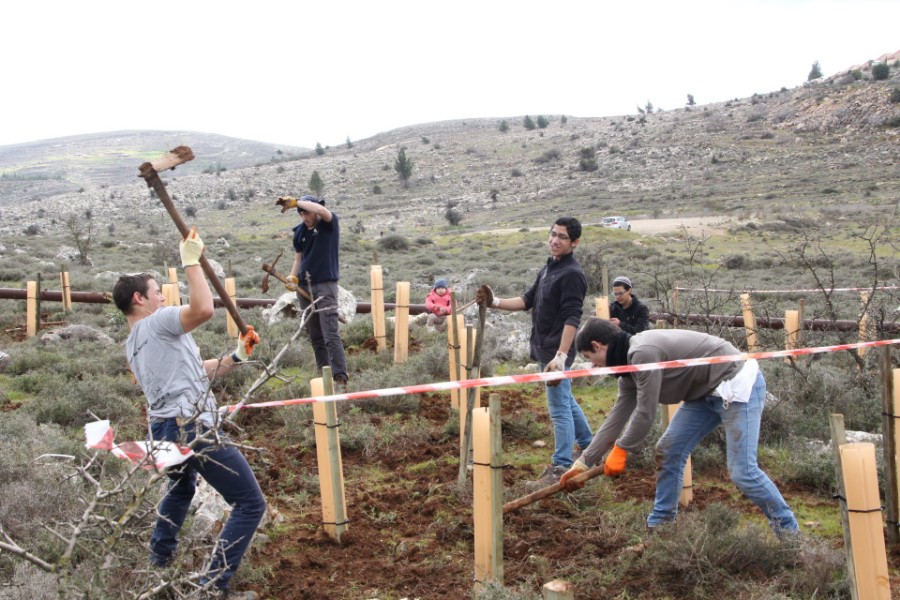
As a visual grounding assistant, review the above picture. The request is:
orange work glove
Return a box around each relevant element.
[559,460,588,492]
[233,326,260,362]
[603,444,628,477]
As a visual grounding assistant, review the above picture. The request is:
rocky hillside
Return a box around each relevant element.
[0,52,897,240]
[0,130,308,207]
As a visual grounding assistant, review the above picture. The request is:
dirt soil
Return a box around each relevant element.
[237,382,900,599]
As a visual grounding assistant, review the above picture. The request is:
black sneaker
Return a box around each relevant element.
[525,464,568,490]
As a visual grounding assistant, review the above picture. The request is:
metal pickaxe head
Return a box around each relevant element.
[260,250,284,293]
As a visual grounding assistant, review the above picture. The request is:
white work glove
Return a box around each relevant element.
[179,227,204,268]
[547,351,568,372]
[543,351,568,387]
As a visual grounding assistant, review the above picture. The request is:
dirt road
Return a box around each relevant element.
[474,216,733,237]
[630,216,732,235]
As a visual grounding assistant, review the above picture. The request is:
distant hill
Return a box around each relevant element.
[0,50,897,237]
[0,130,308,205]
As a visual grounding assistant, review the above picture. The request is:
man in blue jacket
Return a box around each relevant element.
[477,217,593,487]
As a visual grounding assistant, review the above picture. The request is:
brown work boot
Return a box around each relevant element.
[525,464,567,491]
[333,373,348,391]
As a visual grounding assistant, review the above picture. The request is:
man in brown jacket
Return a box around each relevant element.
[560,318,799,536]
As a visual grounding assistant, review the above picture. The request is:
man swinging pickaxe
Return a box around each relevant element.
[138,146,258,341]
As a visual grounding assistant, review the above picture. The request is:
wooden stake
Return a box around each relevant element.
[542,580,574,600]
[60,271,72,312]
[672,283,679,328]
[660,403,692,507]
[830,414,859,600]
[882,348,899,545]
[312,369,349,542]
[797,298,806,347]
[459,320,484,487]
[448,306,464,410]
[26,280,37,338]
[161,283,179,308]
[601,265,609,300]
[839,442,890,600]
[594,297,610,320]
[473,394,503,584]
[393,281,410,364]
[167,267,178,284]
[224,277,237,337]
[785,309,799,363]
[370,265,386,352]
[859,292,870,358]
[740,293,758,352]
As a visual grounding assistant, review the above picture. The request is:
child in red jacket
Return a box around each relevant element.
[425,278,452,331]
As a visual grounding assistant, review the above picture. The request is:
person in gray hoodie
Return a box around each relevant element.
[559,318,798,536]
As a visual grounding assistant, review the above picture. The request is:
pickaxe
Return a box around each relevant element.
[138,146,250,336]
[502,465,605,514]
[261,253,348,323]
[261,251,310,301]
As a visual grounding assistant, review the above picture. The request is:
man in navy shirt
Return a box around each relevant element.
[284,195,349,386]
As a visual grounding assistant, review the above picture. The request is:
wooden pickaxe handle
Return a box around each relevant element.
[502,465,605,514]
[261,263,349,324]
[138,147,249,336]
[261,263,312,301]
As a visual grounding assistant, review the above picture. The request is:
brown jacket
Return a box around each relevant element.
[580,329,743,466]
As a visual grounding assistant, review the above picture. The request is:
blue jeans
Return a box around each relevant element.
[149,419,266,591]
[649,372,798,533]
[299,281,348,380]
[541,363,593,468]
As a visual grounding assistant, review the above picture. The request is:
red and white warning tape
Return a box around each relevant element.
[84,420,193,470]
[227,337,900,411]
[674,285,898,294]
[87,338,900,466]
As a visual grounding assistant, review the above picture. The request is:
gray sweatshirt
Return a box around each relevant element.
[579,329,743,467]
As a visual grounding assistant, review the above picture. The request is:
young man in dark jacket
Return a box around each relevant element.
[608,275,650,334]
[477,217,593,487]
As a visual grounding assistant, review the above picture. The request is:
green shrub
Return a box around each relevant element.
[377,234,409,251]
[872,61,890,81]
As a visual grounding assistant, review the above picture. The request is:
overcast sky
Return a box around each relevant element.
[2,1,897,149]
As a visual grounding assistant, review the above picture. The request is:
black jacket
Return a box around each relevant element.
[522,252,587,365]
[609,294,650,334]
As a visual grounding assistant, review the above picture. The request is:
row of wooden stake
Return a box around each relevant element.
[14,267,898,596]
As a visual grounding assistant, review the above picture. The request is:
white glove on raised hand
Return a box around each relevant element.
[179,227,204,267]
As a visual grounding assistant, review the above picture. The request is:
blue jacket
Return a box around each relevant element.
[522,252,587,365]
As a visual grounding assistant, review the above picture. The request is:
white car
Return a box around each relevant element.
[601,216,631,231]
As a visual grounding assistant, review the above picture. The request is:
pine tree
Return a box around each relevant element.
[808,61,823,81]
[308,171,324,196]
[394,147,413,189]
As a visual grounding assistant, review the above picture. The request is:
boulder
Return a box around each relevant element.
[40,324,115,345]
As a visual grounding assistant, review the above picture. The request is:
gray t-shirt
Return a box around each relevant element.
[125,306,217,427]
